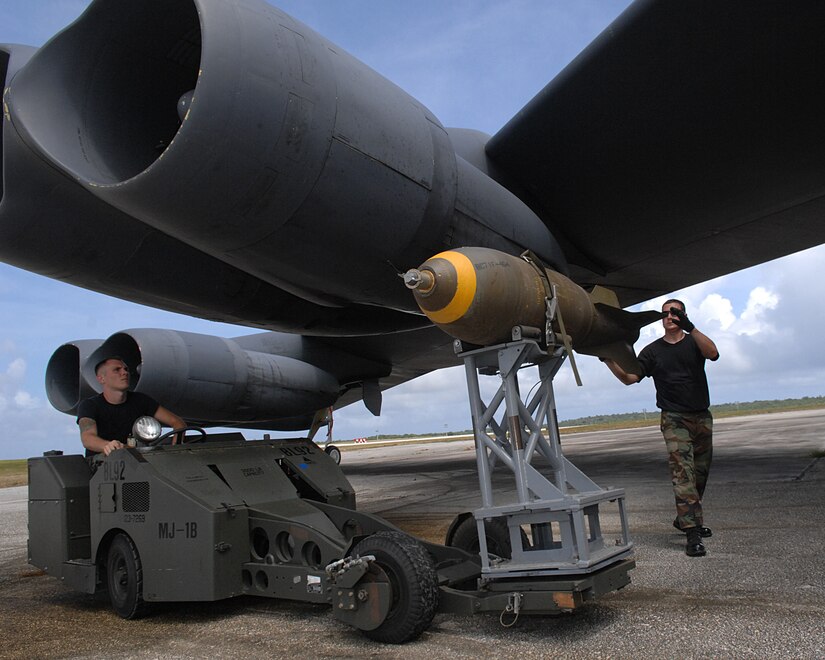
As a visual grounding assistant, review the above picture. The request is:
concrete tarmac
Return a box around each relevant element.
[1,409,823,659]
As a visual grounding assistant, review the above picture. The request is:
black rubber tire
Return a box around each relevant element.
[448,515,515,558]
[106,533,146,619]
[352,531,439,644]
[324,445,342,464]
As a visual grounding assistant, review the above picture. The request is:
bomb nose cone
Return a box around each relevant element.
[408,251,477,326]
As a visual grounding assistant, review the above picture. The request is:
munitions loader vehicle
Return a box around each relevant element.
[28,420,633,643]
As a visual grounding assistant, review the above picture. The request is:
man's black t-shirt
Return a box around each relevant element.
[76,392,159,456]
[637,334,715,413]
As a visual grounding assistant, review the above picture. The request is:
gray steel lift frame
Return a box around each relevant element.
[457,336,633,580]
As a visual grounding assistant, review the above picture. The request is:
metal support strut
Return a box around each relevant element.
[457,336,633,578]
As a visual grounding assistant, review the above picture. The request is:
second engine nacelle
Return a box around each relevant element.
[47,329,340,430]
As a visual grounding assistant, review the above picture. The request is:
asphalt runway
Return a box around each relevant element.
[1,409,823,658]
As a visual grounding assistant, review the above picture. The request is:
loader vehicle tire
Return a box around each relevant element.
[106,533,146,619]
[352,531,438,644]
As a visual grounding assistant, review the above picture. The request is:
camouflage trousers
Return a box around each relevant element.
[660,410,713,530]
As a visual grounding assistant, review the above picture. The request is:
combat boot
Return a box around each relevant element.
[673,518,712,537]
[685,527,706,557]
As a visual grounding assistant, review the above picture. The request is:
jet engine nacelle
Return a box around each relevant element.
[47,329,340,430]
[4,0,565,316]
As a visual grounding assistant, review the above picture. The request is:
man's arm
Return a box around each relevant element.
[153,406,187,444]
[690,328,719,360]
[79,417,124,456]
[602,359,642,385]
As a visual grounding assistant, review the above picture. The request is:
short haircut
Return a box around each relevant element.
[662,298,686,312]
[94,356,126,375]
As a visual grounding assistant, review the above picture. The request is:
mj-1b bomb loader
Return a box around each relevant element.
[29,422,634,643]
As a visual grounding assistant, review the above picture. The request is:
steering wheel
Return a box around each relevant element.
[149,426,206,446]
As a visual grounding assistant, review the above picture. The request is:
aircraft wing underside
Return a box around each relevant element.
[487,0,825,307]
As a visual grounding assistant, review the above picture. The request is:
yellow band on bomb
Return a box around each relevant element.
[426,250,477,324]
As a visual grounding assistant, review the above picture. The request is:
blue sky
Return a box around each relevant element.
[2,1,824,459]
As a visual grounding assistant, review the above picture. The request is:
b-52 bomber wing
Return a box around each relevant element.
[2,0,824,431]
[486,0,825,307]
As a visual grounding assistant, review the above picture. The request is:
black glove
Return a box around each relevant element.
[670,307,695,332]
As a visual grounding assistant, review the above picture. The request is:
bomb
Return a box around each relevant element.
[404,247,663,374]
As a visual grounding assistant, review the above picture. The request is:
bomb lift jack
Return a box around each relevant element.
[442,320,634,622]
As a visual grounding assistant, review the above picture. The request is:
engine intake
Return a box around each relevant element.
[45,340,103,413]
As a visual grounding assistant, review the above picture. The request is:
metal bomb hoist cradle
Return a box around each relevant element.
[405,247,663,603]
[457,341,630,583]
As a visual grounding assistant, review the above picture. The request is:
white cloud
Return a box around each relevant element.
[4,357,26,381]
[13,390,38,409]
[698,293,736,331]
[1,358,42,411]
[712,334,753,374]
[0,354,78,458]
[736,287,779,336]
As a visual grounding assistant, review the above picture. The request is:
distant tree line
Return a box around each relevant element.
[387,396,825,439]
[558,396,825,427]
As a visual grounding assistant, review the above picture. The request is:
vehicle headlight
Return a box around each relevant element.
[132,416,162,442]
